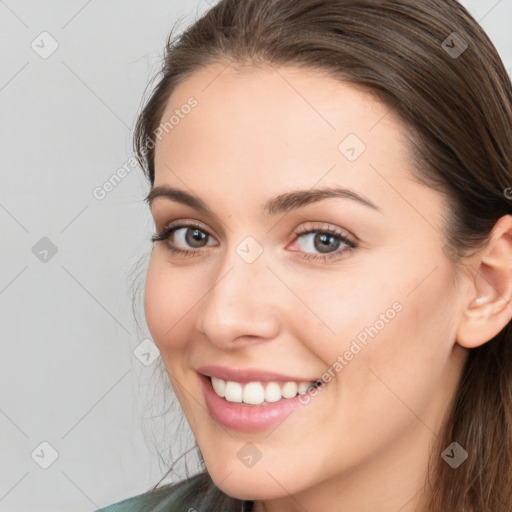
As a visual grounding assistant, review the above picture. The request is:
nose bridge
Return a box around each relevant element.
[195,238,280,344]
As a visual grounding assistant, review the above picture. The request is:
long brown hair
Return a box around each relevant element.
[134,1,512,510]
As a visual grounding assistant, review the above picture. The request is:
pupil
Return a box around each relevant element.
[186,228,207,247]
[315,233,340,253]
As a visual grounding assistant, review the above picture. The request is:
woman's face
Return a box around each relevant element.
[145,62,468,509]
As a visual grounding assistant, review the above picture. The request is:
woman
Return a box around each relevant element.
[97,0,512,510]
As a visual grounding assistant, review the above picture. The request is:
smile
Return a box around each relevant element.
[198,368,325,431]
[211,377,316,406]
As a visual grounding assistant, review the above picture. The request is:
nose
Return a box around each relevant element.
[195,247,281,348]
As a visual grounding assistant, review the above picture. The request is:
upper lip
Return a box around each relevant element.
[197,365,318,384]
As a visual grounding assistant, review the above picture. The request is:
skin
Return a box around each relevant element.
[144,60,512,512]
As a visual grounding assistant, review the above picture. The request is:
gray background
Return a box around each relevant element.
[1,1,510,511]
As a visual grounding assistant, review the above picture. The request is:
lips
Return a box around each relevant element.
[196,364,319,383]
[197,365,324,431]
[199,373,307,431]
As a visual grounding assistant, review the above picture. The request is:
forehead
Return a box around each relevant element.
[151,62,445,231]
[159,63,395,145]
[154,62,408,177]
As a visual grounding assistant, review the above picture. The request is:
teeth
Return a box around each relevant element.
[281,381,298,399]
[264,382,282,403]
[210,377,316,405]
[242,382,265,405]
[211,376,226,398]
[224,381,243,403]
[297,382,311,394]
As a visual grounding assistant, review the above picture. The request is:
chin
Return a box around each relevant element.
[207,459,307,501]
[214,476,285,501]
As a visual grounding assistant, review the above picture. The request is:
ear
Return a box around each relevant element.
[457,214,512,349]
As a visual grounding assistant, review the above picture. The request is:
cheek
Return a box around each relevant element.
[338,262,459,416]
[283,265,405,364]
[144,254,195,351]
[293,252,458,391]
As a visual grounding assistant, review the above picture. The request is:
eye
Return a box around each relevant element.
[291,224,356,262]
[152,220,356,263]
[172,226,212,249]
[151,221,217,256]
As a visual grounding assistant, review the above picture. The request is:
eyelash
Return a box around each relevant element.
[151,220,356,263]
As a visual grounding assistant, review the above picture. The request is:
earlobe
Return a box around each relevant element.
[456,214,512,349]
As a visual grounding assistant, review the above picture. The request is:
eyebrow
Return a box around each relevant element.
[146,185,381,216]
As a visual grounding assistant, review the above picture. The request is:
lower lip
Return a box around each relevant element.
[200,374,308,432]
